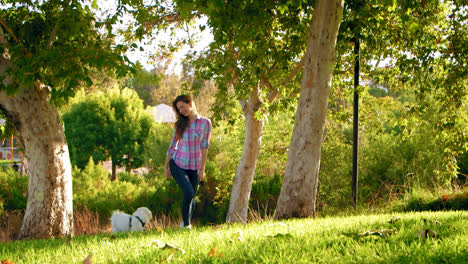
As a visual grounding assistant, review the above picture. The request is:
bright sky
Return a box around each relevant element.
[95,0,214,74]
[128,17,214,74]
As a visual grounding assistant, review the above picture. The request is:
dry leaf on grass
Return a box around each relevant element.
[164,243,185,254]
[165,250,175,262]
[1,259,14,264]
[208,247,218,257]
[359,229,396,237]
[418,229,439,239]
[208,247,223,258]
[152,240,185,254]
[269,222,286,227]
[231,231,243,242]
[82,254,93,264]
[266,233,293,239]
[152,239,166,248]
[423,219,443,226]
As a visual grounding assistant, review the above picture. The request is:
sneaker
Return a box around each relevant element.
[179,221,191,229]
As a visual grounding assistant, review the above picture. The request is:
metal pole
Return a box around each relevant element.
[352,37,360,208]
[10,134,13,166]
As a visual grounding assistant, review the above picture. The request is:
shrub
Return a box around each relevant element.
[0,168,28,214]
[398,188,468,212]
[143,122,173,172]
[72,158,156,220]
[250,174,282,217]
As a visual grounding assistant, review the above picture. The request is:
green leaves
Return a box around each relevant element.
[62,88,154,174]
[407,21,420,34]
[1,1,131,100]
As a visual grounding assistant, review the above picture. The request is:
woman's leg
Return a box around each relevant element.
[186,170,199,221]
[169,159,194,226]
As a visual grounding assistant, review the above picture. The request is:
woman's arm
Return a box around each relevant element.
[164,154,172,179]
[198,148,208,182]
[165,133,177,179]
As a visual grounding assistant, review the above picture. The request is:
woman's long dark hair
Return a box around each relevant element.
[172,94,196,139]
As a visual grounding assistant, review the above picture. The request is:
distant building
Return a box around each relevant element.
[148,104,176,123]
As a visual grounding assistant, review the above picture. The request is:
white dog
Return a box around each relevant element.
[110,207,153,233]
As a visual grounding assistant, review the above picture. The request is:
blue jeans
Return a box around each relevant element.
[169,159,198,226]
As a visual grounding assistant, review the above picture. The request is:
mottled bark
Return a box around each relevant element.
[226,85,264,223]
[0,38,74,239]
[274,0,344,219]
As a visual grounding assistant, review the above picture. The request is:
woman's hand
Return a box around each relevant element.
[198,169,205,182]
[164,165,171,179]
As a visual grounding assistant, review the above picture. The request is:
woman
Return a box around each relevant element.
[164,95,212,228]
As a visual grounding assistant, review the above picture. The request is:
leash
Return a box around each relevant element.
[128,215,146,229]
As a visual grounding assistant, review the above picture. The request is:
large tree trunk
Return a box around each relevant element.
[274,0,344,219]
[0,88,74,239]
[226,85,264,223]
[0,48,74,239]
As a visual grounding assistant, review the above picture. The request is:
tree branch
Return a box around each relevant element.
[0,24,7,46]
[281,55,305,86]
[144,11,201,27]
[260,74,280,103]
[48,0,72,47]
[261,56,305,103]
[0,17,19,44]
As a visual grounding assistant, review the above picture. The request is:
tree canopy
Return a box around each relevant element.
[0,0,132,101]
[63,88,154,179]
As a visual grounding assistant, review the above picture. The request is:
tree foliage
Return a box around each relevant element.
[186,0,313,122]
[0,0,132,102]
[62,88,154,178]
[124,62,161,107]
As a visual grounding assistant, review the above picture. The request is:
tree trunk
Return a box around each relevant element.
[0,87,74,239]
[274,0,344,219]
[226,85,264,223]
[111,161,117,181]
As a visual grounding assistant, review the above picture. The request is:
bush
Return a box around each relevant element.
[250,174,282,216]
[143,122,173,172]
[0,168,28,214]
[401,189,468,212]
[72,158,156,220]
[318,119,353,215]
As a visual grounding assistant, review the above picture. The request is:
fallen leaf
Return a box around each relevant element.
[153,240,185,254]
[266,233,293,239]
[156,226,164,233]
[359,229,396,237]
[423,219,443,226]
[165,250,175,262]
[152,239,166,248]
[231,231,243,242]
[1,259,14,264]
[210,224,222,230]
[208,247,218,258]
[164,243,185,254]
[418,229,439,239]
[269,222,286,227]
[82,254,93,264]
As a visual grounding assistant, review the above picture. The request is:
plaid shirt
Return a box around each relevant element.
[167,115,212,170]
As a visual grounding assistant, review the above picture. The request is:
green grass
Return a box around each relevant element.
[1,211,467,263]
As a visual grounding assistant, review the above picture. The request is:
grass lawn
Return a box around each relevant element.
[1,211,467,263]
